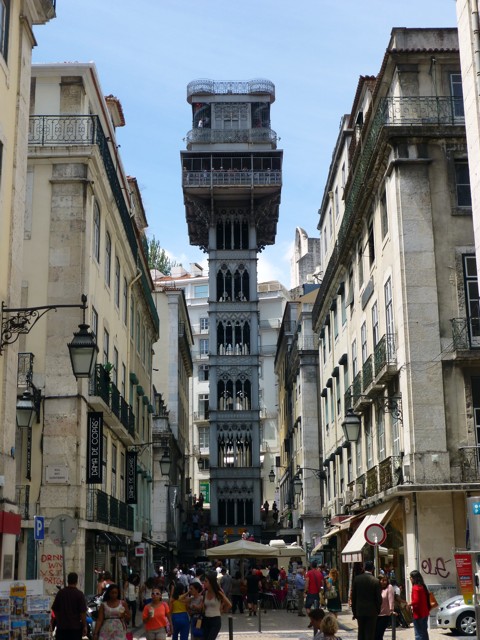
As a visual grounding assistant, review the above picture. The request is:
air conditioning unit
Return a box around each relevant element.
[333,497,343,514]
[344,490,354,506]
[353,483,364,501]
[321,507,329,518]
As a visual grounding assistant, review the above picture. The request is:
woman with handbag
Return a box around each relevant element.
[375,574,396,640]
[189,582,204,638]
[202,571,232,640]
[93,584,131,640]
[408,570,430,640]
[324,568,342,617]
[142,588,172,640]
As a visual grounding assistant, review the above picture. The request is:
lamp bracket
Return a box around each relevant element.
[375,396,403,422]
[1,295,88,354]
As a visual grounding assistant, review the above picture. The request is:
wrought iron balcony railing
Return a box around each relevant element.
[459,447,480,482]
[187,79,275,100]
[87,488,134,530]
[384,96,464,126]
[90,364,135,436]
[183,168,281,187]
[366,465,379,497]
[352,372,362,400]
[186,128,277,146]
[363,355,374,390]
[374,333,396,373]
[378,455,404,490]
[451,317,480,350]
[344,385,353,411]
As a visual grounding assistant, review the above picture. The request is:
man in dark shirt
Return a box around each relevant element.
[351,560,382,640]
[51,572,87,640]
[246,568,261,616]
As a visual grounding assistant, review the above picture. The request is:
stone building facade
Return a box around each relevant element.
[0,0,56,582]
[14,63,158,593]
[312,28,476,600]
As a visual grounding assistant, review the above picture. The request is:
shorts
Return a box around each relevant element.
[146,627,167,640]
[305,593,320,609]
[246,594,258,604]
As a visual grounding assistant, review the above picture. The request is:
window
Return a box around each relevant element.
[198,457,210,471]
[121,363,126,397]
[105,232,112,286]
[199,364,209,381]
[0,0,9,61]
[356,435,362,475]
[198,425,209,449]
[463,254,480,346]
[333,302,338,339]
[103,329,110,364]
[361,322,368,364]
[392,405,401,457]
[123,278,128,325]
[328,208,333,237]
[199,338,209,356]
[368,221,375,266]
[113,348,119,385]
[384,278,394,359]
[198,395,209,420]
[111,443,117,497]
[340,285,347,325]
[91,307,98,339]
[130,298,135,340]
[93,201,100,263]
[365,409,373,469]
[200,317,209,332]
[358,242,364,287]
[335,187,340,218]
[194,285,208,299]
[114,257,120,307]
[372,302,379,348]
[380,192,388,239]
[455,161,472,207]
[377,406,386,461]
[352,339,358,377]
[450,72,464,119]
[341,162,346,188]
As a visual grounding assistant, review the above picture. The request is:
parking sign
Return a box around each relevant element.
[34,516,44,541]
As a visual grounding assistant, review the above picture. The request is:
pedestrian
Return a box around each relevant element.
[202,570,232,640]
[230,571,245,614]
[321,613,341,640]
[97,571,114,595]
[51,572,88,640]
[295,566,306,616]
[124,574,140,627]
[220,568,232,609]
[375,574,395,640]
[305,561,324,615]
[246,567,261,616]
[94,583,130,640]
[408,570,430,640]
[169,583,190,640]
[142,587,172,640]
[351,560,382,640]
[324,568,342,616]
[309,608,326,640]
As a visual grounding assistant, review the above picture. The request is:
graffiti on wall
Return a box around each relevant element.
[421,556,452,579]
[39,553,63,586]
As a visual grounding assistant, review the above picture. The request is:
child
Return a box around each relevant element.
[321,613,340,640]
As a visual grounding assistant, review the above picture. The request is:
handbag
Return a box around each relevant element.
[428,591,439,610]
[192,615,204,638]
[326,580,337,599]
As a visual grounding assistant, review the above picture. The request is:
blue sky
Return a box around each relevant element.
[33,1,457,287]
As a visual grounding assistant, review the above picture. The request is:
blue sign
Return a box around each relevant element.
[34,516,44,541]
[472,503,480,515]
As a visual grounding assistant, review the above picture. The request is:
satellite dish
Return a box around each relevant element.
[49,514,78,547]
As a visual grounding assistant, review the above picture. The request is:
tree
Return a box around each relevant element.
[146,236,178,275]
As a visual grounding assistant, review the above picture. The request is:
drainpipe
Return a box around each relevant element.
[471,0,480,96]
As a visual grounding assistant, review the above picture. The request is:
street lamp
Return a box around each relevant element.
[1,294,97,381]
[16,391,36,428]
[268,468,276,483]
[293,473,303,497]
[341,408,361,442]
[159,449,172,477]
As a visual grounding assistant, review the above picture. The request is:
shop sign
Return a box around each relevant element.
[199,481,210,504]
[126,451,137,504]
[86,412,103,484]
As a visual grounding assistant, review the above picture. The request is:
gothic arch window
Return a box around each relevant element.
[217,319,250,355]
[216,216,249,250]
[217,264,233,301]
[217,426,252,467]
[234,265,249,301]
[217,375,251,410]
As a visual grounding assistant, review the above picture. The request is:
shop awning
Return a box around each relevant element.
[341,502,397,563]
[311,526,341,555]
[142,536,168,550]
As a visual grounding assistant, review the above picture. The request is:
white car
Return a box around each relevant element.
[436,595,476,636]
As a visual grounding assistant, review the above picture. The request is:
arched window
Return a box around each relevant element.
[217,319,250,355]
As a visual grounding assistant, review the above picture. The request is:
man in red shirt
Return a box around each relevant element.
[305,561,324,615]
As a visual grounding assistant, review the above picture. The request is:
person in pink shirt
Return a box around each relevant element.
[375,574,395,640]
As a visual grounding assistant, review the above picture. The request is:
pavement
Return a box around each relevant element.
[130,606,455,640]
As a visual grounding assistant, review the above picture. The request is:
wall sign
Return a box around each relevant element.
[126,451,137,504]
[87,412,103,484]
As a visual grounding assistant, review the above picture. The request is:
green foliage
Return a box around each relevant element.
[146,236,178,275]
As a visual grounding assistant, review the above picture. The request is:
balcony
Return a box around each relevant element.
[373,334,397,384]
[459,447,480,483]
[193,411,209,422]
[89,364,135,442]
[87,488,134,531]
[362,355,374,391]
[186,128,278,147]
[366,466,379,497]
[182,168,281,188]
[378,455,404,490]
[451,317,480,352]
[352,372,370,409]
[187,79,275,101]
[384,96,464,126]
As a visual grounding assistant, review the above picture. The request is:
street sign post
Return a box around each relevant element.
[48,514,78,587]
[34,516,44,541]
[365,523,387,579]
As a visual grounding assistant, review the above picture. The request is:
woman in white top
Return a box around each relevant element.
[202,571,231,640]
